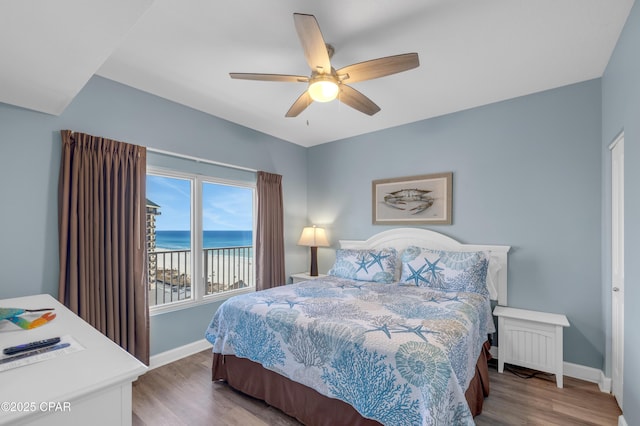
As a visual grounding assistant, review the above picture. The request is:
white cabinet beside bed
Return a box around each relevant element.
[290,272,327,284]
[493,305,570,388]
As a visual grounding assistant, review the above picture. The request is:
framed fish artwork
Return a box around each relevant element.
[372,172,452,225]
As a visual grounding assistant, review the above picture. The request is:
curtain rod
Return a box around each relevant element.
[146,147,258,173]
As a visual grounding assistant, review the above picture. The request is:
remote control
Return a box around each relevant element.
[3,337,61,356]
[0,343,70,365]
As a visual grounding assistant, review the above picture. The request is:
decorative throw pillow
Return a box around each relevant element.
[328,248,398,283]
[399,246,489,295]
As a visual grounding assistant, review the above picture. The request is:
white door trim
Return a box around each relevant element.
[610,132,624,409]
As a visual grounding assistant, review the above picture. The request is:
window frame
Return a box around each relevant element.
[147,166,256,315]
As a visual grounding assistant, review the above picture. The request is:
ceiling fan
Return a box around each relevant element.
[230,13,420,117]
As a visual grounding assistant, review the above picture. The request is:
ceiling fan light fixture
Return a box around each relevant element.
[308,77,339,102]
[231,14,419,117]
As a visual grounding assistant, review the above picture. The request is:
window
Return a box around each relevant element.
[146,169,255,312]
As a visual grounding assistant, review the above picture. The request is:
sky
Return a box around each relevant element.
[147,175,253,231]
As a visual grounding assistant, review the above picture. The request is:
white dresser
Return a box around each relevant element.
[0,294,147,425]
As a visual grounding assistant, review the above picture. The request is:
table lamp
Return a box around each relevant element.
[297,225,329,276]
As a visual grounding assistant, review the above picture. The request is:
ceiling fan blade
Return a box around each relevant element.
[230,73,309,83]
[337,53,419,84]
[285,91,313,117]
[339,85,381,116]
[293,13,331,73]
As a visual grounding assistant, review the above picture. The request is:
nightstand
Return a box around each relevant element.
[290,272,327,284]
[493,306,570,388]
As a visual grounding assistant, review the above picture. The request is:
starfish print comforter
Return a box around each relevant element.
[205,275,495,425]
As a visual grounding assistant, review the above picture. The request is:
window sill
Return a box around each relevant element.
[149,286,255,316]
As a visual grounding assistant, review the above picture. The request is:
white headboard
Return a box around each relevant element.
[339,228,510,306]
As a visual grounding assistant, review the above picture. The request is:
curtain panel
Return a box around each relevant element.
[255,171,286,290]
[58,130,149,364]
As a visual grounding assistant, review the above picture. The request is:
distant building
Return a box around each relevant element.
[146,199,161,287]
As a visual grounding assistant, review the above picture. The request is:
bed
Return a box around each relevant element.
[205,228,510,425]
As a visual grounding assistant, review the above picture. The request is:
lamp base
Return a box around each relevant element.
[309,246,319,276]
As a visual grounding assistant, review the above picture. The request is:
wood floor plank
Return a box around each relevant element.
[133,351,621,425]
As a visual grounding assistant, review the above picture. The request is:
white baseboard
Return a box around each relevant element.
[618,415,627,426]
[563,361,611,393]
[492,347,611,393]
[148,339,212,370]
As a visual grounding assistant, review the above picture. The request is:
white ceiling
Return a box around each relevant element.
[0,0,634,147]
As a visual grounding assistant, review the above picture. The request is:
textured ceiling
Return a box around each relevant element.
[0,0,634,146]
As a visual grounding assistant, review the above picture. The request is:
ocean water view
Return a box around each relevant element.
[155,230,253,251]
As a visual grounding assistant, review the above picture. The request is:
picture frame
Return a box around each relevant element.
[372,172,452,225]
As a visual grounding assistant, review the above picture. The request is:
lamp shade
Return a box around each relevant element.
[298,226,329,277]
[298,226,329,247]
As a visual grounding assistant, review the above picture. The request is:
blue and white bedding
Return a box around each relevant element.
[205,275,495,425]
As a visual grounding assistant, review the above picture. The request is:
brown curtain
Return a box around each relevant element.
[58,130,149,365]
[255,171,285,290]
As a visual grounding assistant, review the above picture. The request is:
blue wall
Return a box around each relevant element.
[0,76,310,354]
[308,80,603,369]
[602,1,640,423]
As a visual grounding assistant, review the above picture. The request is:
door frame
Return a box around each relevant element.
[609,132,624,409]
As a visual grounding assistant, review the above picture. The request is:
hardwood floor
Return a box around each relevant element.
[475,361,622,426]
[132,350,622,426]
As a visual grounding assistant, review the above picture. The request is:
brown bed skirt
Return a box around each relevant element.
[212,341,491,425]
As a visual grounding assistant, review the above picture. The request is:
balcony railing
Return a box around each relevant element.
[148,246,254,307]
